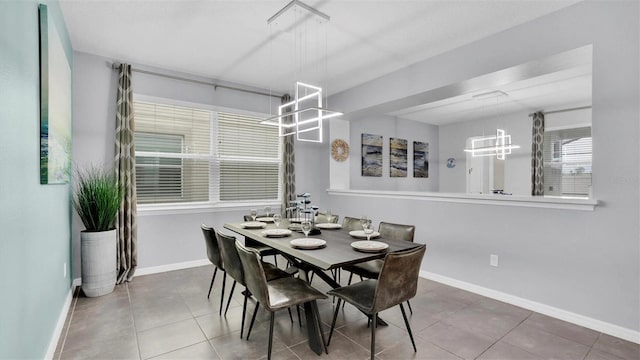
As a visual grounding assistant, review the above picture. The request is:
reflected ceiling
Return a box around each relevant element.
[389,50,592,126]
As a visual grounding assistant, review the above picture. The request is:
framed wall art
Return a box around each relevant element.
[389,137,407,177]
[413,141,429,178]
[39,4,72,184]
[361,133,382,177]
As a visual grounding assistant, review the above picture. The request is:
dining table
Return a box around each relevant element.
[223,219,421,355]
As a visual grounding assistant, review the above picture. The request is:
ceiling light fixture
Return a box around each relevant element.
[464,90,520,159]
[259,0,342,143]
[464,128,521,159]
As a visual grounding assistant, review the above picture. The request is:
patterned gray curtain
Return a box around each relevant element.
[281,94,296,215]
[115,64,137,283]
[531,111,545,196]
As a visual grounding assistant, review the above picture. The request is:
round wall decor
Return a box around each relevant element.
[331,139,350,162]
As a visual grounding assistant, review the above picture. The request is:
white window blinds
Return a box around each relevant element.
[217,112,280,201]
[133,100,280,206]
[543,126,592,196]
[135,101,211,204]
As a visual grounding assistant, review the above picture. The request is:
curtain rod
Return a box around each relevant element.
[528,105,592,117]
[110,63,282,99]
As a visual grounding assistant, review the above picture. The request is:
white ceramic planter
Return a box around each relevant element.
[81,229,117,297]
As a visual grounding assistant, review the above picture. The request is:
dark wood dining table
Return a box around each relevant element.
[223,220,421,355]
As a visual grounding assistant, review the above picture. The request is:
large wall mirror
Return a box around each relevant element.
[387,45,592,198]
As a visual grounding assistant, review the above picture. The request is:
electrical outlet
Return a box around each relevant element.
[490,254,499,267]
[63,262,67,278]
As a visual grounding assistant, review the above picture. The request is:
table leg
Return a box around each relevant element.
[304,301,324,355]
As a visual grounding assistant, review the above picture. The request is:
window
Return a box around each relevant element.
[543,127,592,196]
[134,100,280,206]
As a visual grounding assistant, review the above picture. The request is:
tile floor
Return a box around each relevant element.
[54,264,639,360]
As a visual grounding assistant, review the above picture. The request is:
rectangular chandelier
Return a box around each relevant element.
[464,129,520,160]
[260,82,343,142]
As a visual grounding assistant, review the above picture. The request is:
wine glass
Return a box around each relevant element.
[264,206,272,218]
[250,209,257,221]
[301,220,312,238]
[273,214,282,228]
[326,209,332,222]
[360,215,368,230]
[363,220,374,241]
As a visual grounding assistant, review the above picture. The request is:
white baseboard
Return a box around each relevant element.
[420,271,640,344]
[45,284,75,360]
[135,258,210,277]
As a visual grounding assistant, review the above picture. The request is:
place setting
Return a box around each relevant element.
[290,220,326,250]
[349,216,387,252]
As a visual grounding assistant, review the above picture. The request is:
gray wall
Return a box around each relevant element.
[0,1,73,358]
[327,0,639,333]
[72,51,331,274]
[350,114,439,191]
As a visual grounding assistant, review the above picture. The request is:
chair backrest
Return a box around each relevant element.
[342,216,363,231]
[378,222,415,242]
[315,212,339,224]
[235,240,270,307]
[201,224,223,269]
[216,230,245,286]
[371,244,426,313]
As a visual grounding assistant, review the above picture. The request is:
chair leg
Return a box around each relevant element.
[240,288,248,339]
[327,299,341,347]
[246,301,260,340]
[407,299,413,314]
[296,305,302,327]
[287,307,294,324]
[207,267,218,299]
[268,312,275,360]
[219,272,227,315]
[224,280,237,316]
[399,303,417,352]
[273,254,278,267]
[370,312,377,360]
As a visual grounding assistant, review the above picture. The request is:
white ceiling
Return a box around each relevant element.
[59,0,582,96]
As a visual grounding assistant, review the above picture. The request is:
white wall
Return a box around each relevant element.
[326,0,639,336]
[438,111,532,195]
[349,115,439,191]
[72,51,331,275]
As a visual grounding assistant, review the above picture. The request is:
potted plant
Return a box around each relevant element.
[73,166,123,297]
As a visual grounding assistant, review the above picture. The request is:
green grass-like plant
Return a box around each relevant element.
[73,166,123,232]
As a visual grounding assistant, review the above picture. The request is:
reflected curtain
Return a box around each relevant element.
[115,64,137,283]
[281,94,296,215]
[531,111,545,196]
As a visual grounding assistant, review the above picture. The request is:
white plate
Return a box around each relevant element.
[256,217,274,223]
[261,228,292,237]
[290,238,326,249]
[241,221,266,229]
[348,230,381,239]
[351,240,388,253]
[316,223,342,229]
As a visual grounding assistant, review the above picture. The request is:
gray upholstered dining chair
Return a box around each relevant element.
[201,224,228,315]
[315,212,339,224]
[243,214,280,266]
[327,244,426,360]
[215,230,296,339]
[343,221,417,312]
[236,241,329,360]
[341,216,363,231]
